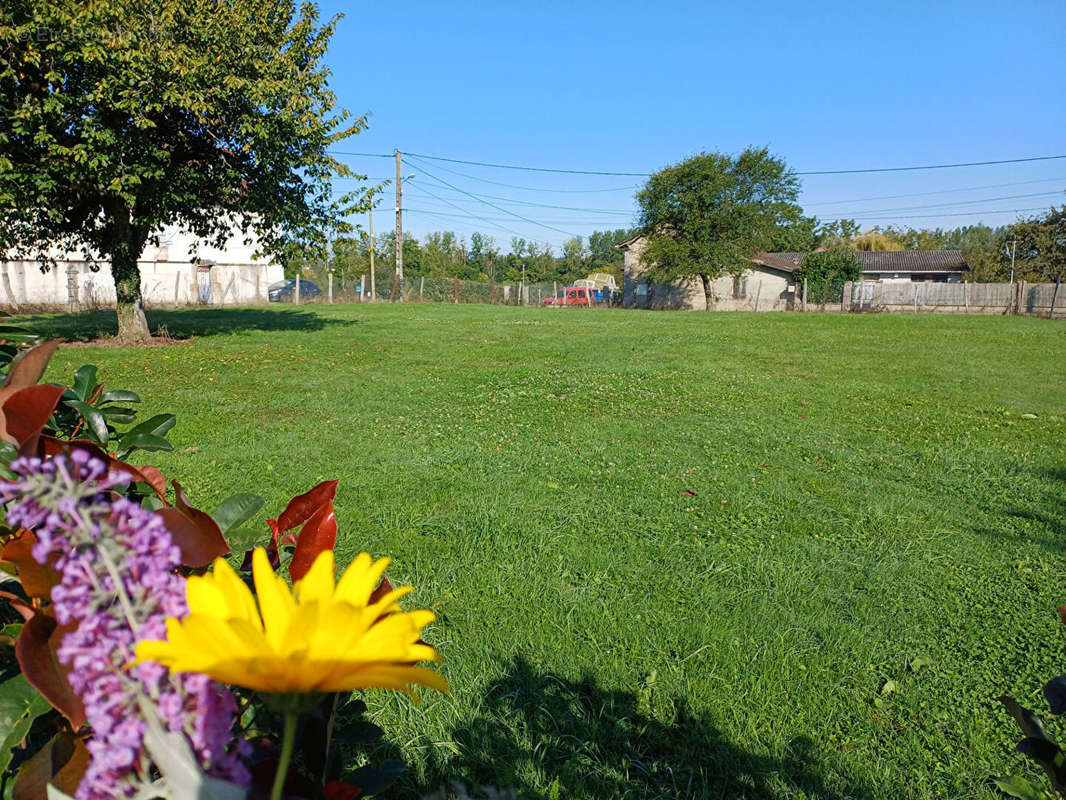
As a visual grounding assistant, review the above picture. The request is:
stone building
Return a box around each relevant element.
[617,235,969,311]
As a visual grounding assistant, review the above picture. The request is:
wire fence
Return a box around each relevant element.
[285,273,1062,319]
[307,275,616,307]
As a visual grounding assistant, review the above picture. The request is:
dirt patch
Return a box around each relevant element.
[62,335,192,349]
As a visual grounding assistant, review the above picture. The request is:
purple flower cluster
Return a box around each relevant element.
[1,451,249,799]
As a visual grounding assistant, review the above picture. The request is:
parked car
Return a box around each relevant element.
[543,286,593,306]
[268,279,321,302]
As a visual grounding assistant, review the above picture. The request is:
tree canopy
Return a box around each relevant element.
[793,248,862,303]
[0,0,361,339]
[636,148,814,307]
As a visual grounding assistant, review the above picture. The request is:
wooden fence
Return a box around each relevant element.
[840,280,1063,318]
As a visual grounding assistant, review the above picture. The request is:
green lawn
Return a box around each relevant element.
[22,304,1066,799]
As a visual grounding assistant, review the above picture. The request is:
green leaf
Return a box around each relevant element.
[117,432,174,454]
[347,760,407,797]
[909,656,932,673]
[70,365,97,402]
[99,390,140,404]
[100,407,138,425]
[142,707,245,800]
[993,774,1053,800]
[211,494,265,535]
[120,413,177,442]
[1,624,22,640]
[64,400,109,445]
[0,674,52,774]
[141,495,165,512]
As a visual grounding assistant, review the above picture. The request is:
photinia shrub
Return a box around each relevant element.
[0,340,440,799]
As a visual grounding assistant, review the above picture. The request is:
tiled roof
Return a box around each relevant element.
[765,250,969,273]
[753,252,801,272]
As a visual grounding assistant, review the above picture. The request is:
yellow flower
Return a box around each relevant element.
[134,547,448,697]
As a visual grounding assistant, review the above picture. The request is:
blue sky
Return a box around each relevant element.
[318,0,1066,250]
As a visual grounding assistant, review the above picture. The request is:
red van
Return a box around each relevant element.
[543,287,592,306]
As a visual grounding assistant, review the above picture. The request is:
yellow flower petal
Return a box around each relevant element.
[134,547,447,699]
[252,547,296,652]
[335,553,390,607]
[295,550,335,604]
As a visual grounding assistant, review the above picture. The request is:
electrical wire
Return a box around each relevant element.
[805,176,1066,206]
[405,208,636,226]
[825,189,1065,216]
[394,157,641,193]
[848,206,1048,221]
[403,183,634,214]
[404,158,581,237]
[401,184,527,238]
[402,150,1066,177]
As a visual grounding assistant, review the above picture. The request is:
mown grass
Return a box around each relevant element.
[22,304,1066,799]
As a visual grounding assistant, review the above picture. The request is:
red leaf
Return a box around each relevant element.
[368,577,394,606]
[36,437,168,502]
[323,781,363,800]
[12,732,89,800]
[15,613,86,729]
[0,590,34,620]
[0,341,61,443]
[155,481,229,568]
[2,385,66,450]
[288,500,337,583]
[276,480,338,534]
[0,531,60,599]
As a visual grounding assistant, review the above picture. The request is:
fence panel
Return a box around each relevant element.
[847,281,1061,317]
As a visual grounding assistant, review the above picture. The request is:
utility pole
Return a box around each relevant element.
[368,197,375,301]
[392,149,403,301]
[1008,237,1017,286]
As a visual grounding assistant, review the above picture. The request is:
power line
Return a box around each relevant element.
[397,157,641,193]
[849,206,1048,221]
[805,176,1066,206]
[799,155,1066,176]
[404,182,634,214]
[828,189,1065,216]
[402,184,526,238]
[405,208,635,226]
[329,151,393,158]
[400,150,1066,177]
[404,157,581,238]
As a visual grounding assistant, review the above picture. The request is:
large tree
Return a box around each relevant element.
[636,149,812,308]
[1008,206,1066,282]
[0,0,362,340]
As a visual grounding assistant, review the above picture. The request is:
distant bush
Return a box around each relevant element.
[794,249,862,303]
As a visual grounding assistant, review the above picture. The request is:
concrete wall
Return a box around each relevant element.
[1,224,281,308]
[0,260,283,308]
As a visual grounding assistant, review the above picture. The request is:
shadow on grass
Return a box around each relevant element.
[16,305,352,342]
[416,655,876,799]
[972,466,1066,556]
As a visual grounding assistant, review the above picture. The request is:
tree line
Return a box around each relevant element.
[294,228,637,289]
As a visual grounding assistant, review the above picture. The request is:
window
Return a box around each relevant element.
[732,275,747,299]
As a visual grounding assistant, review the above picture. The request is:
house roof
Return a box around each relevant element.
[766,250,969,273]
[752,252,800,273]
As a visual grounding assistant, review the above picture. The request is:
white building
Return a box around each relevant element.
[1,226,283,309]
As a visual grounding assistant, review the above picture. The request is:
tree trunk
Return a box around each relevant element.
[700,273,714,310]
[107,202,151,343]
